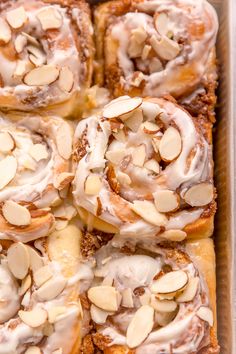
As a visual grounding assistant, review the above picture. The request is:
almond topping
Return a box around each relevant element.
[0,156,17,190]
[26,246,44,272]
[177,277,199,302]
[128,36,143,58]
[6,7,27,29]
[7,242,30,280]
[0,19,11,44]
[196,306,213,326]
[122,288,134,308]
[58,66,74,92]
[151,296,177,313]
[159,127,181,161]
[151,270,188,294]
[0,132,14,153]
[54,172,74,190]
[126,305,154,348]
[131,72,145,87]
[154,190,179,212]
[14,34,27,53]
[132,144,146,167]
[2,201,31,226]
[117,171,131,185]
[144,159,160,174]
[103,97,143,119]
[36,277,67,301]
[29,143,48,162]
[37,7,62,30]
[155,13,169,36]
[22,32,40,46]
[142,101,161,120]
[150,35,180,61]
[25,347,41,354]
[90,304,111,324]
[48,306,66,323]
[88,286,120,312]
[113,129,126,143]
[183,183,214,207]
[106,149,126,165]
[18,308,47,327]
[142,121,160,134]
[85,175,102,195]
[34,265,53,287]
[24,65,59,86]
[131,200,167,226]
[125,108,143,132]
[56,123,72,160]
[27,45,46,67]
[142,45,152,60]
[152,137,161,153]
[19,274,32,296]
[131,27,147,44]
[160,229,187,242]
[156,311,176,327]
[13,60,28,77]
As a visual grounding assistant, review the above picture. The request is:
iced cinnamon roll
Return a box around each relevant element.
[0,0,94,117]
[94,0,218,103]
[0,114,74,242]
[73,96,215,241]
[0,224,82,354]
[79,239,219,353]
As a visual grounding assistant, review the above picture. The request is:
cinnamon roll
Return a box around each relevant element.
[0,224,82,354]
[0,0,94,117]
[0,113,74,242]
[79,238,219,353]
[94,0,218,103]
[73,96,215,242]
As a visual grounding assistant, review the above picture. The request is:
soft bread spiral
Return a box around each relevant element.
[94,0,218,100]
[73,96,215,241]
[0,114,74,242]
[0,0,94,117]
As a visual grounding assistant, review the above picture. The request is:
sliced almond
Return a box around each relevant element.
[58,66,74,93]
[34,265,53,287]
[19,274,32,296]
[22,32,40,47]
[125,108,143,132]
[132,144,146,167]
[155,310,176,327]
[151,270,188,294]
[27,246,44,272]
[13,60,28,77]
[0,132,14,153]
[113,129,126,143]
[183,183,214,207]
[131,27,147,44]
[54,172,74,190]
[18,308,47,327]
[142,44,151,61]
[142,101,161,120]
[7,242,30,280]
[25,347,41,354]
[177,277,199,303]
[139,292,151,305]
[128,36,143,58]
[2,201,31,226]
[154,13,169,36]
[0,156,17,190]
[27,45,46,67]
[154,190,179,213]
[48,306,66,323]
[85,175,102,195]
[90,304,111,324]
[37,7,62,31]
[29,143,48,162]
[14,34,27,53]
[149,57,163,73]
[159,127,181,161]
[103,97,143,119]
[131,72,145,87]
[6,7,27,29]
[151,295,177,313]
[142,121,160,134]
[126,305,154,348]
[24,65,59,86]
[36,277,67,301]
[56,123,72,160]
[150,35,180,61]
[131,200,167,227]
[144,159,160,174]
[106,149,126,165]
[160,229,187,242]
[88,286,120,312]
[196,306,213,326]
[117,171,131,185]
[121,288,134,308]
[0,19,11,44]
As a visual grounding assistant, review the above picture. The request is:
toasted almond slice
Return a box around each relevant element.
[0,19,11,44]
[37,7,62,31]
[58,66,74,93]
[152,137,161,153]
[85,175,102,195]
[27,246,44,272]
[15,34,27,53]
[19,308,47,327]
[131,200,167,227]
[151,295,177,313]
[142,44,152,60]
[25,347,41,354]
[34,265,53,287]
[142,101,161,120]
[0,132,14,153]
[117,171,131,185]
[2,201,31,226]
[113,129,126,143]
[36,277,67,301]
[56,123,72,160]
[7,242,30,280]
[125,108,143,132]
[106,149,126,165]
[131,27,147,44]
[6,6,27,29]
[88,286,119,312]
[154,190,179,213]
[159,127,181,161]
[90,304,111,324]
[55,219,68,231]
[156,292,177,300]
[183,183,214,207]
[149,57,163,73]
[22,32,40,46]
[139,292,151,306]
[13,60,28,77]
[155,310,176,326]
[48,306,66,323]
[144,159,160,174]
[127,305,154,348]
[54,172,74,190]
[177,277,199,302]
[24,65,59,86]
[132,144,146,167]
[150,35,180,61]
[142,121,160,134]
[19,274,32,296]
[160,229,187,242]
[29,143,48,162]
[151,270,188,294]
[155,13,169,36]
[103,97,143,119]
[27,45,46,67]
[122,288,134,308]
[128,36,143,58]
[0,156,17,190]
[196,306,213,326]
[131,72,145,87]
